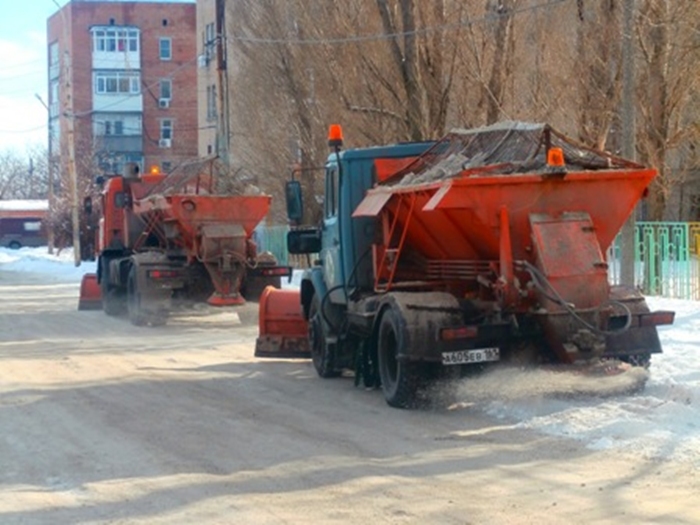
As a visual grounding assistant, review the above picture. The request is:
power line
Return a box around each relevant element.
[229,0,570,46]
[0,124,47,134]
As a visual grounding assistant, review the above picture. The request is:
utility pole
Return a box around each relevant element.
[65,50,81,267]
[619,0,636,287]
[53,0,81,266]
[215,0,230,166]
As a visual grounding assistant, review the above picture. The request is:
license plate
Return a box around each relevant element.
[442,347,500,365]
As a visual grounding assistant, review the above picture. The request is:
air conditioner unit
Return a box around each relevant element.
[158,138,172,148]
[197,54,210,68]
[158,98,170,109]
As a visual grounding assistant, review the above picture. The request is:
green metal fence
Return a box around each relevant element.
[254,224,290,265]
[258,222,700,300]
[608,222,700,300]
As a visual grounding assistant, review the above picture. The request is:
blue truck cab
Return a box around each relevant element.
[286,139,434,382]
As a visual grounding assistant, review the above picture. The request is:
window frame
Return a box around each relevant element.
[160,119,173,140]
[94,72,141,95]
[159,37,172,61]
[159,78,172,100]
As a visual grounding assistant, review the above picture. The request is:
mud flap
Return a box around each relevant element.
[78,273,102,310]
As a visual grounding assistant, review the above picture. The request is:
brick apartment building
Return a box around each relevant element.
[47,0,197,180]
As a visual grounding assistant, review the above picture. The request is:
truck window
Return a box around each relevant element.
[114,192,126,208]
[325,167,339,218]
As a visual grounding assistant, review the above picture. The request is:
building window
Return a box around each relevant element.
[206,85,217,121]
[205,22,216,45]
[23,221,42,232]
[161,161,172,172]
[95,72,140,95]
[160,119,173,140]
[49,42,60,80]
[94,115,141,138]
[93,29,139,53]
[49,42,59,65]
[49,80,60,116]
[159,38,172,60]
[159,79,172,100]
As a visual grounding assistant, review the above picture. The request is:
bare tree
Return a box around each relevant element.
[0,147,49,200]
[576,0,622,149]
[635,0,700,220]
[223,0,700,223]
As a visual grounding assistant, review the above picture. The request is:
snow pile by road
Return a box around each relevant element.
[0,246,95,282]
[2,247,699,465]
[453,295,700,465]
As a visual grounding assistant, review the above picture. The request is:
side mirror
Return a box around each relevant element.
[285,180,303,224]
[94,175,106,187]
[83,196,93,215]
[287,228,321,254]
[123,162,140,179]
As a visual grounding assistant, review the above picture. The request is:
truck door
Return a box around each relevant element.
[321,164,344,301]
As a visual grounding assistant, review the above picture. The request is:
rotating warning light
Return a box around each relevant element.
[328,124,344,149]
[547,147,565,168]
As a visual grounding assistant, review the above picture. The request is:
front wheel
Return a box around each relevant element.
[101,265,125,316]
[377,308,422,408]
[309,294,340,378]
[127,266,147,326]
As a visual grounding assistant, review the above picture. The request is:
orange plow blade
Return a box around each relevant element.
[78,273,102,311]
[255,286,310,358]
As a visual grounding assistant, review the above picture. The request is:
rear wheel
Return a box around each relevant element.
[377,308,422,408]
[309,294,340,378]
[8,241,21,250]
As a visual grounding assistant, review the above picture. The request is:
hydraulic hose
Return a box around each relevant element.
[516,260,632,336]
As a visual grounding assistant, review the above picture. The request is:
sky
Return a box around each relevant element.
[1,246,699,467]
[0,0,193,155]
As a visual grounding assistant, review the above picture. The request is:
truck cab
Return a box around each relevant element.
[294,142,433,305]
[286,135,434,383]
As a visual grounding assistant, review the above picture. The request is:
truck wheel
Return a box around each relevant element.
[309,294,340,378]
[8,241,21,250]
[377,308,421,408]
[242,275,281,302]
[100,271,125,316]
[127,267,147,326]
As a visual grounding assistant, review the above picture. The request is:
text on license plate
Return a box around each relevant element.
[442,347,500,365]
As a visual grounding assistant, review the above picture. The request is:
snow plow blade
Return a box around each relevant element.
[78,273,102,310]
[255,286,310,358]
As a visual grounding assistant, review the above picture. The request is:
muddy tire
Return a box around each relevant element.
[101,268,125,317]
[309,294,340,378]
[377,308,421,409]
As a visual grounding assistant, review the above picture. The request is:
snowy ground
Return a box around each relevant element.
[2,246,699,468]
